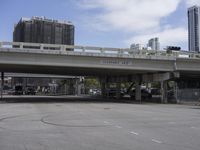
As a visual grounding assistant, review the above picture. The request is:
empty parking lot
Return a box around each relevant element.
[0,98,200,150]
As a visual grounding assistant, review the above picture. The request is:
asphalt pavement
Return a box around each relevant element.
[0,97,200,150]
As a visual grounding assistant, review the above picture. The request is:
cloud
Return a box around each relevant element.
[126,27,188,48]
[78,0,181,32]
[186,0,200,6]
[75,0,189,49]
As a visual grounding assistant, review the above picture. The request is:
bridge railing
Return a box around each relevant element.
[0,41,200,59]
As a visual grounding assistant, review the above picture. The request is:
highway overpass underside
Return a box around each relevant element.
[0,64,163,76]
[1,63,200,103]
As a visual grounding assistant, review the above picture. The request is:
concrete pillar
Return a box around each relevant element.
[40,44,44,50]
[77,83,82,95]
[22,78,27,95]
[69,79,74,95]
[100,77,108,98]
[116,80,121,100]
[174,81,179,103]
[75,77,82,96]
[1,72,4,100]
[101,82,106,97]
[64,83,68,95]
[79,77,85,95]
[75,78,78,96]
[135,81,141,102]
[11,77,14,89]
[161,81,168,103]
[20,43,23,49]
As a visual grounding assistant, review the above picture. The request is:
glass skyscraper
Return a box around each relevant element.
[188,5,200,52]
[148,37,160,51]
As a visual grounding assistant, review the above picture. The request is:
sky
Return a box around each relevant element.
[0,0,200,50]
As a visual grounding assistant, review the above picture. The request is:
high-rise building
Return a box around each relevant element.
[148,37,160,51]
[188,5,200,52]
[13,16,74,45]
[12,17,75,94]
[130,43,145,50]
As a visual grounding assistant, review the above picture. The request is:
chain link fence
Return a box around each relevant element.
[177,89,200,102]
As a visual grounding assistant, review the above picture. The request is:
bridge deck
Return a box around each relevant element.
[0,42,200,76]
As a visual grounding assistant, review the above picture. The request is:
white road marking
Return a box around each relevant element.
[115,125,122,129]
[168,122,176,124]
[103,121,110,124]
[191,126,198,129]
[152,139,163,144]
[130,131,139,135]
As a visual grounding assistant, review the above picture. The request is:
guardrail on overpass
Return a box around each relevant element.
[0,41,200,59]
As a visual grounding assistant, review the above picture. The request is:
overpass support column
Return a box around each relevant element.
[1,72,4,100]
[161,81,168,103]
[101,82,106,98]
[22,78,27,94]
[174,81,179,103]
[100,77,108,98]
[69,79,74,95]
[64,83,67,95]
[78,78,82,95]
[135,81,141,102]
[75,77,82,96]
[116,78,121,100]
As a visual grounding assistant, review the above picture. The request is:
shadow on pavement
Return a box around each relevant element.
[0,95,162,104]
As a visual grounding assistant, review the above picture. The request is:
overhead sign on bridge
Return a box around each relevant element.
[100,59,132,66]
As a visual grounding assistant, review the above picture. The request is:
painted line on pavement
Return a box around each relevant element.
[130,131,139,135]
[168,122,176,124]
[115,125,122,129]
[103,121,110,124]
[152,139,163,144]
[191,126,198,129]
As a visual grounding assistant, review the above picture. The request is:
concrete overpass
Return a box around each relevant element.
[0,42,200,76]
[3,73,80,79]
[0,42,200,102]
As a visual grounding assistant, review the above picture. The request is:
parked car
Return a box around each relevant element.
[7,89,15,95]
[130,88,152,100]
[15,85,23,95]
[89,89,101,96]
[150,88,161,95]
[25,87,36,95]
[107,88,125,98]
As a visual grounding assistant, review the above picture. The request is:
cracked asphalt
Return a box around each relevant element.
[0,98,200,150]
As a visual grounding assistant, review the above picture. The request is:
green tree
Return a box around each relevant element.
[84,78,100,90]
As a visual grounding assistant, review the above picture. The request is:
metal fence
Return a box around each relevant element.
[1,41,200,59]
[177,89,200,101]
